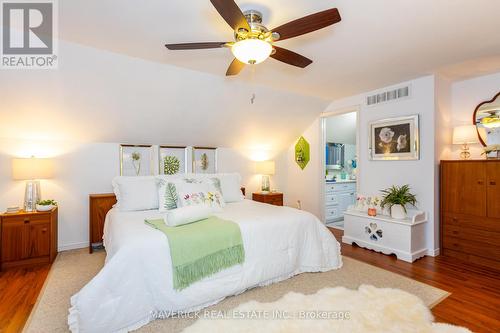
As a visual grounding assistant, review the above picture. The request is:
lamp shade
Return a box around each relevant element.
[12,158,54,180]
[231,39,272,65]
[255,161,275,175]
[452,125,479,144]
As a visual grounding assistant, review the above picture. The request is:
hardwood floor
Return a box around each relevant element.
[0,232,499,332]
[330,228,500,333]
[0,264,51,333]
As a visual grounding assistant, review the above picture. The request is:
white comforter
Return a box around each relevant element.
[68,200,342,332]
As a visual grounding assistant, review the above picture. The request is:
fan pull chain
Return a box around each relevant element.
[250,64,256,104]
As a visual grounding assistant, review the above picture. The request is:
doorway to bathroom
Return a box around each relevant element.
[321,108,359,230]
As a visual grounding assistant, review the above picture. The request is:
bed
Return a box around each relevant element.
[69,198,342,332]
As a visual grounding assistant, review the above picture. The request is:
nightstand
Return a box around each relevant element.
[252,192,283,206]
[0,207,58,270]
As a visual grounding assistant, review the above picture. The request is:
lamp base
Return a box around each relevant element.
[24,180,41,212]
[459,144,471,160]
[261,175,270,193]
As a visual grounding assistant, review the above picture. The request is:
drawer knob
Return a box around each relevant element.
[42,228,47,233]
[477,180,484,185]
[24,218,30,224]
[490,181,497,185]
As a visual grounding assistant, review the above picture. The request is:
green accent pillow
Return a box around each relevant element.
[164,182,178,210]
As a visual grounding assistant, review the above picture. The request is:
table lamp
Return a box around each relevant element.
[452,125,479,159]
[256,160,275,193]
[12,157,54,212]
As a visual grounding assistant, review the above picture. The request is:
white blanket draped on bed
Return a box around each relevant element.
[68,200,342,332]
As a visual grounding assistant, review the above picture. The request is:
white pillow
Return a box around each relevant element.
[182,173,244,202]
[112,176,159,211]
[217,173,244,202]
[165,205,218,227]
[157,175,183,212]
[159,177,225,212]
[175,178,226,208]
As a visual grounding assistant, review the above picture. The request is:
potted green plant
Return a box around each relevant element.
[380,185,417,219]
[482,144,500,159]
[36,199,57,212]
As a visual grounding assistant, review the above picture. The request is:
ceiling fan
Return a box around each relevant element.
[165,0,341,76]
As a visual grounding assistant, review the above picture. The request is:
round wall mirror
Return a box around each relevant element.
[473,91,500,146]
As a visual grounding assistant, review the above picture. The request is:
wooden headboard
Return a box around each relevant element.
[88,187,246,253]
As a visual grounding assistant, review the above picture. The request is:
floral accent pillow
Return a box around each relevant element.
[162,177,226,210]
[179,191,225,209]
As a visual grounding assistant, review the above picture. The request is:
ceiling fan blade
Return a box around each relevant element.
[271,8,341,41]
[226,58,245,76]
[271,46,312,68]
[165,42,228,50]
[210,0,250,32]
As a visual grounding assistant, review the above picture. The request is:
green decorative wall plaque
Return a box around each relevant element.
[295,136,310,170]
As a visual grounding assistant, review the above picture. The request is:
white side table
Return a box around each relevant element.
[342,208,427,262]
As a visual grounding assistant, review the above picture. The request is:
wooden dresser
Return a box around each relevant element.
[440,160,500,270]
[0,208,58,270]
[252,192,283,206]
[89,194,117,253]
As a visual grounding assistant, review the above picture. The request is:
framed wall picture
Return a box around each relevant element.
[159,146,187,175]
[369,115,419,160]
[192,147,217,173]
[120,144,153,176]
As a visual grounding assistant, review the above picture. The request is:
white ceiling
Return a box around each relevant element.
[0,40,328,151]
[59,0,500,100]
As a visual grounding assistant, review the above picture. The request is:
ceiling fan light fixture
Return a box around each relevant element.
[231,39,272,65]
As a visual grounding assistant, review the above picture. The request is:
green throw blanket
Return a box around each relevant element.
[145,216,245,290]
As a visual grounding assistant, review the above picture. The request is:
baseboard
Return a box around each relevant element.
[58,241,88,252]
[426,248,440,257]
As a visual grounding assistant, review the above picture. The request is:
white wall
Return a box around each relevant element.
[286,76,440,253]
[325,112,357,144]
[448,72,500,159]
[283,120,323,214]
[0,139,286,250]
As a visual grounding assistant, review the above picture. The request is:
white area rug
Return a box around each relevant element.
[184,285,470,333]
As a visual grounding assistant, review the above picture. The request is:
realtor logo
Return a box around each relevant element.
[1,0,58,68]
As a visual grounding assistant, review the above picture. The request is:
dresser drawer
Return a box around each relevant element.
[443,214,500,233]
[443,224,500,246]
[252,193,283,206]
[325,182,356,193]
[325,206,342,220]
[1,214,50,225]
[325,193,339,206]
[443,235,500,260]
[267,199,283,206]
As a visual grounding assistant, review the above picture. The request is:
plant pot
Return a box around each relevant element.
[390,204,407,219]
[486,150,500,159]
[36,204,54,212]
[367,207,377,216]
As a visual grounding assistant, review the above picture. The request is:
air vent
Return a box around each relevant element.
[366,86,410,106]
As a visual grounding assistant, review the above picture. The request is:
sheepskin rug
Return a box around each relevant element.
[183,285,470,333]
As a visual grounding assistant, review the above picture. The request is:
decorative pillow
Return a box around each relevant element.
[159,177,225,212]
[178,173,244,202]
[165,205,218,227]
[158,179,179,212]
[112,176,159,211]
[178,190,225,208]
